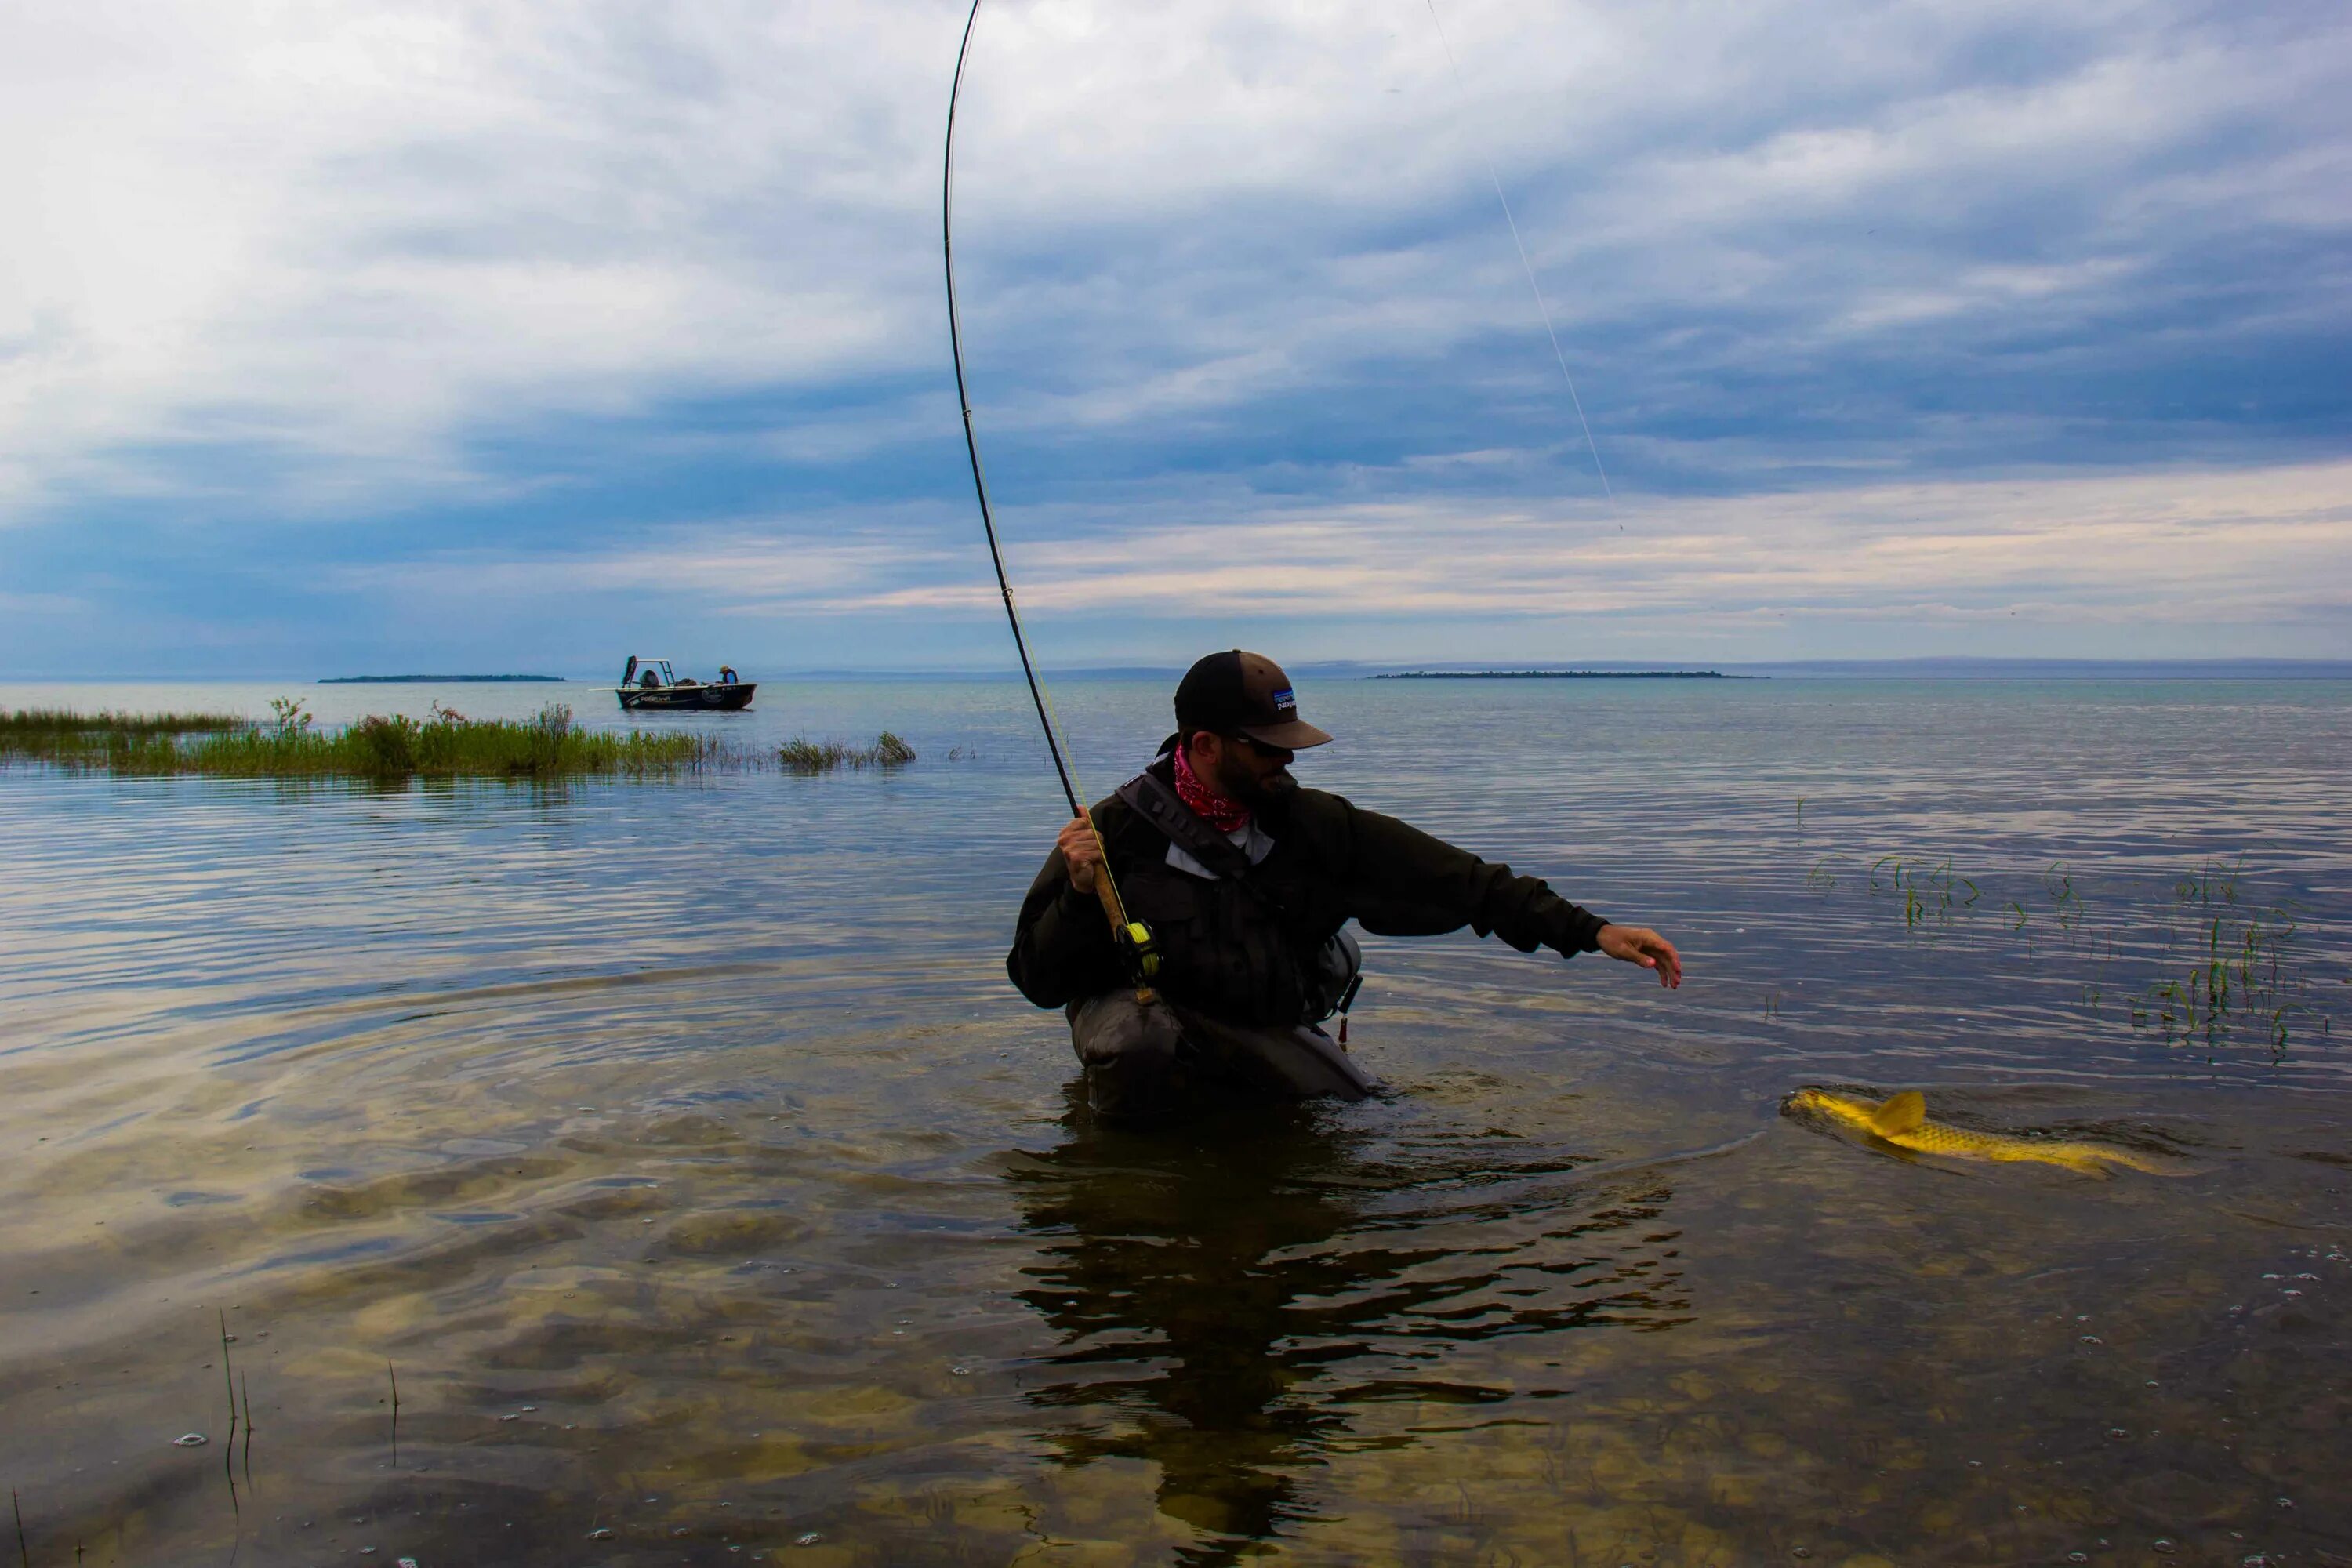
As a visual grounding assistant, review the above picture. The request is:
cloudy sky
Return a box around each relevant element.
[2,0,2347,677]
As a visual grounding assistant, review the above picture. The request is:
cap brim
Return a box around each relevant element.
[1238,719,1334,750]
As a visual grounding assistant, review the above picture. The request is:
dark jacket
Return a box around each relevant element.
[1008,747,1607,1025]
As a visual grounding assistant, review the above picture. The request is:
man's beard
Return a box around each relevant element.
[1219,760,1294,809]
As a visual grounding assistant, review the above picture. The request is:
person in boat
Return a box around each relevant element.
[719,666,739,684]
[1007,650,1682,1118]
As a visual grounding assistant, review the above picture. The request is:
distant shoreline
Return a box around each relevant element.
[1375,670,1744,681]
[318,675,565,684]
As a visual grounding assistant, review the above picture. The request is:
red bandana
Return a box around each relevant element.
[1173,742,1251,833]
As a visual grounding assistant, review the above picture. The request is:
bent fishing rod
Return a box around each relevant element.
[942,0,1159,990]
[941,0,1595,989]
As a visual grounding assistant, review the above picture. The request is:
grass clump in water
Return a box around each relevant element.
[2,707,245,738]
[2,706,245,765]
[195,702,728,779]
[2135,856,2312,1054]
[3,702,924,782]
[776,731,916,774]
[6,701,731,780]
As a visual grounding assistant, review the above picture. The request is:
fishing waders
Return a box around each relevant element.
[1068,991,1374,1120]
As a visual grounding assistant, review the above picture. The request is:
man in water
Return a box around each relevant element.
[1008,651,1682,1116]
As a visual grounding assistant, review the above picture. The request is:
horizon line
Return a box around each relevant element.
[11,655,2352,684]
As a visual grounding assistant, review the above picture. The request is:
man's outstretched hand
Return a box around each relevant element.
[1596,924,1682,989]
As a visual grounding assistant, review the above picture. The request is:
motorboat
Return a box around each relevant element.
[616,655,756,712]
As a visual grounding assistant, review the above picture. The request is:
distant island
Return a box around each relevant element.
[318,674,564,684]
[1376,669,1744,680]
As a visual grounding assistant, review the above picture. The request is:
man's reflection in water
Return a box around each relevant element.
[1007,1094,1687,1562]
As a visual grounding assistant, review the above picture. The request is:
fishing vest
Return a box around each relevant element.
[1112,768,1362,1029]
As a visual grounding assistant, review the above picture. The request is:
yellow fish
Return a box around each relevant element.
[1784,1087,2187,1178]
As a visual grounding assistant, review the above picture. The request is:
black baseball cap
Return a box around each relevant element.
[1174,651,1332,750]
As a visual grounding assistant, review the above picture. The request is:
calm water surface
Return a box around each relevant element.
[2,677,2348,1566]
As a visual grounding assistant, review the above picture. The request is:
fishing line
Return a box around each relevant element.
[1421,0,1614,501]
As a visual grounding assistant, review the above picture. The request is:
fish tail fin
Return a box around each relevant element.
[1870,1091,1927,1137]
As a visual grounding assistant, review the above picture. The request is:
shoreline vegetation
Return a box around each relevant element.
[776,732,917,773]
[1375,669,1741,680]
[1,703,915,781]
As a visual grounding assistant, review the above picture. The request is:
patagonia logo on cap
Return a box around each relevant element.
[1271,687,1296,713]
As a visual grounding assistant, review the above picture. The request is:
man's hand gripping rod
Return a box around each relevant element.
[1071,812,1160,1000]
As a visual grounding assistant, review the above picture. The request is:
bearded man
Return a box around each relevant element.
[1008,651,1682,1117]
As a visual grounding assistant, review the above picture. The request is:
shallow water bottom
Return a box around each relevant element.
[7,960,2348,1568]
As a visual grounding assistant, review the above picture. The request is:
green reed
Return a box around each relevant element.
[1817,841,2327,1055]
[1,707,245,765]
[2135,857,2306,1052]
[6,702,735,780]
[1874,848,2308,1052]
[775,731,916,774]
[9,704,931,782]
[1,706,245,736]
[1867,854,1980,929]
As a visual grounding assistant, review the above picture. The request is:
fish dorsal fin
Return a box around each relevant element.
[1871,1091,1927,1136]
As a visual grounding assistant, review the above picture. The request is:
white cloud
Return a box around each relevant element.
[3,0,2344,527]
[937,460,2352,630]
[336,530,933,602]
[0,1,947,513]
[338,460,2352,655]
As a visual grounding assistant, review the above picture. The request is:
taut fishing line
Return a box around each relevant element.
[1422,0,1614,502]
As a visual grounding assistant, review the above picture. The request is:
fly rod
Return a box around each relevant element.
[942,0,1157,988]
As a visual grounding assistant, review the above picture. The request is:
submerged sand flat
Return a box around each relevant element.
[2,675,2347,1565]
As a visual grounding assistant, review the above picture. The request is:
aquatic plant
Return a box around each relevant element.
[776,736,847,772]
[0,706,245,768]
[2045,861,2083,932]
[776,731,917,774]
[2133,858,2310,1054]
[2,706,245,737]
[5,705,941,783]
[1868,854,1980,929]
[268,696,314,739]
[1838,844,2328,1055]
[4,702,735,780]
